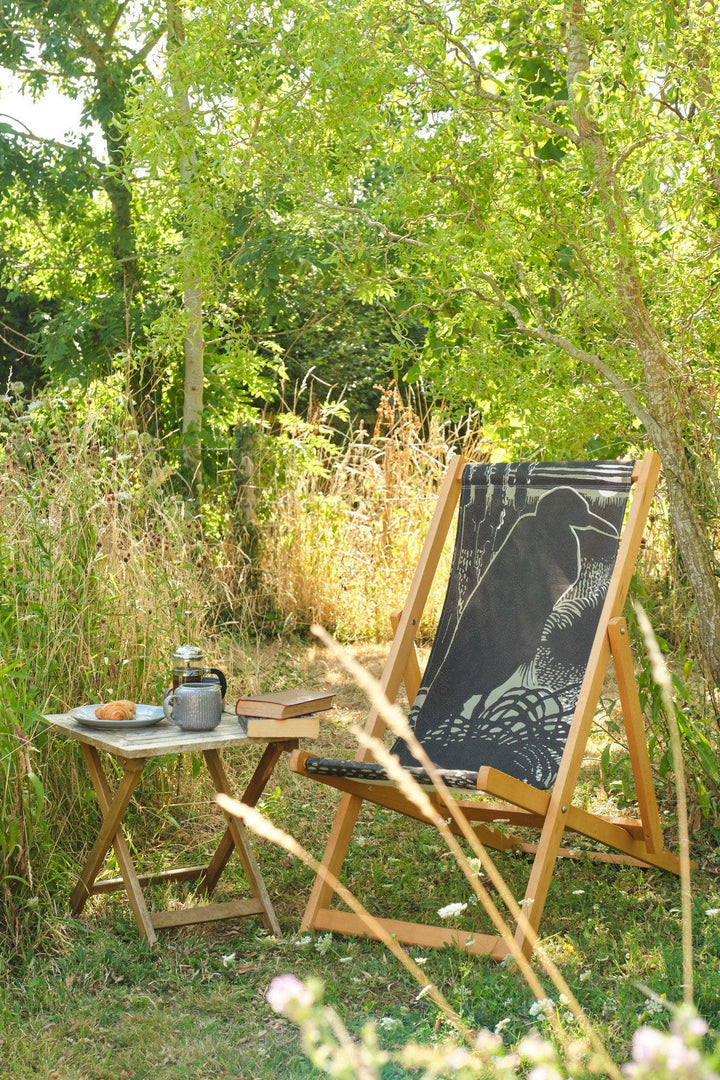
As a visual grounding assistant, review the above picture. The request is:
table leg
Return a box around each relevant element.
[202,748,282,937]
[71,747,157,945]
[200,741,289,896]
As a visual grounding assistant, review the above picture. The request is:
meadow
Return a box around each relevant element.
[1,383,719,1078]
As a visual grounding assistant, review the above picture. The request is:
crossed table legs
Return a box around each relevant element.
[70,742,291,945]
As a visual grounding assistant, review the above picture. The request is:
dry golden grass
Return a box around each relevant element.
[252,385,487,641]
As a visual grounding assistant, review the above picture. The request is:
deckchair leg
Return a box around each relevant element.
[608,616,663,853]
[302,793,365,929]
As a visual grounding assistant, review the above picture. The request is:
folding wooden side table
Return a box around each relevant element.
[44,710,310,945]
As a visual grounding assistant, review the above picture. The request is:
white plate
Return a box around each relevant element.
[70,704,165,730]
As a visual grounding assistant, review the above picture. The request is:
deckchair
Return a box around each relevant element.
[290,452,682,959]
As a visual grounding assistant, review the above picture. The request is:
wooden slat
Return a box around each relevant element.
[390,611,423,706]
[476,766,552,816]
[201,740,290,895]
[72,747,157,944]
[203,748,281,937]
[150,898,265,929]
[519,842,671,869]
[313,908,510,959]
[566,805,683,872]
[90,865,207,895]
[516,451,663,956]
[608,616,663,853]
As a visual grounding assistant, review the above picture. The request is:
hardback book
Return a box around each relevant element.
[238,714,321,739]
[234,688,335,719]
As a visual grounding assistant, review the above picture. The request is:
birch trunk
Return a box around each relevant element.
[167,0,203,483]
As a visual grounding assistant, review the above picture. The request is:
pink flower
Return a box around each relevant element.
[266,974,315,1015]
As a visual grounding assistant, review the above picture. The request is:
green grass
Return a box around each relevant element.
[2,642,720,1079]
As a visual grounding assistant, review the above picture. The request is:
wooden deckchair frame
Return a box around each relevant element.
[290,450,681,959]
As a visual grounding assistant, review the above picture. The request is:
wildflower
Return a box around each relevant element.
[267,974,315,1015]
[445,1047,472,1069]
[626,1025,706,1076]
[476,1029,503,1052]
[315,933,333,955]
[468,857,484,875]
[10,381,24,393]
[437,902,467,919]
[295,935,312,947]
[571,889,585,895]
[705,907,720,917]
[529,998,555,1018]
[220,952,236,967]
[494,1017,511,1035]
[415,984,433,1001]
[415,957,428,965]
[518,1033,557,1063]
[377,1016,400,1030]
[528,1067,563,1080]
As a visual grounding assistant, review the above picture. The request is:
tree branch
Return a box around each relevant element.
[102,1,131,46]
[0,113,102,168]
[474,269,655,427]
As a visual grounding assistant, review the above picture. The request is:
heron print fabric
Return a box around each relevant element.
[392,460,635,789]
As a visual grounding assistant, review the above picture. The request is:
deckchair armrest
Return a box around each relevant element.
[476,766,551,816]
[289,749,311,775]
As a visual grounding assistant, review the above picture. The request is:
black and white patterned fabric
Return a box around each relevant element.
[302,757,480,790]
[304,460,634,792]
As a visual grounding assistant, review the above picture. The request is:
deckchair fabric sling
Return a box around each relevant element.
[291,451,682,959]
[305,460,634,791]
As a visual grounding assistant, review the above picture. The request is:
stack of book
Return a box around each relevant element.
[235,688,335,738]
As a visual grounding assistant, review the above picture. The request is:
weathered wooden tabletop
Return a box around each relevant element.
[43,709,301,759]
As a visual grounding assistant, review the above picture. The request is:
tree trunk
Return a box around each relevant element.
[566,0,720,683]
[94,66,157,433]
[165,0,205,486]
[181,268,204,482]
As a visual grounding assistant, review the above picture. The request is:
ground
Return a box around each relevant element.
[2,640,719,1079]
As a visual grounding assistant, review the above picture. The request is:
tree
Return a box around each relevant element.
[0,1,163,422]
[238,0,720,682]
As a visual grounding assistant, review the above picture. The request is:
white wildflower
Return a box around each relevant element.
[437,902,467,919]
[529,998,555,1017]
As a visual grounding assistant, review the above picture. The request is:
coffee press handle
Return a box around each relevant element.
[205,668,227,700]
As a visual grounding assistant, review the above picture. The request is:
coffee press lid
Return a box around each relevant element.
[172,644,204,663]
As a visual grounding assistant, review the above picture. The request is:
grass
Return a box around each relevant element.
[2,640,720,1079]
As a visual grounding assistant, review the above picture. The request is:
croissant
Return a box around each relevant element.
[95,699,136,721]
